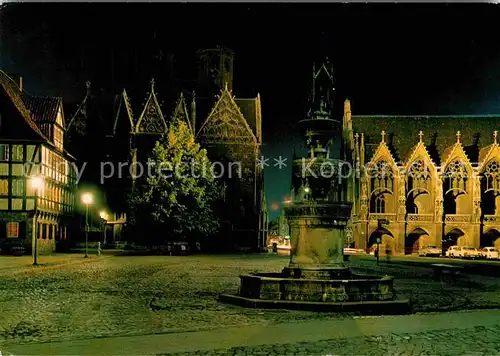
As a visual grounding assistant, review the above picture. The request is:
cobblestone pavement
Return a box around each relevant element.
[1,254,500,346]
[165,324,500,356]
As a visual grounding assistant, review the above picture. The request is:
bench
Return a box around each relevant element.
[431,263,463,281]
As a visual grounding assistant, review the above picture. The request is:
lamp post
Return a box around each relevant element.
[81,193,93,258]
[30,176,43,266]
[99,211,108,245]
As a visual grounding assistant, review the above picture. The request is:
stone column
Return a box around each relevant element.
[472,174,482,224]
[283,202,352,279]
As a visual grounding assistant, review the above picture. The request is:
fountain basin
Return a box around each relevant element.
[219,271,411,314]
[238,272,395,302]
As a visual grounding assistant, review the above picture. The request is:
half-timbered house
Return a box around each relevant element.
[0,70,76,253]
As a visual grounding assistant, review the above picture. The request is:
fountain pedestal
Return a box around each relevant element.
[281,202,351,280]
[218,59,409,314]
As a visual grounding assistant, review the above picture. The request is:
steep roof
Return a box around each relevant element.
[0,69,50,142]
[22,94,62,126]
[352,114,500,165]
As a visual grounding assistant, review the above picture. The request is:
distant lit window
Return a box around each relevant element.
[0,179,8,195]
[0,145,9,161]
[0,163,8,175]
[7,222,19,238]
[12,179,24,196]
[12,145,23,161]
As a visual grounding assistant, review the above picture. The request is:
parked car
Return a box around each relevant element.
[480,247,500,260]
[462,246,481,259]
[344,248,366,255]
[445,245,460,258]
[450,246,481,258]
[418,245,442,257]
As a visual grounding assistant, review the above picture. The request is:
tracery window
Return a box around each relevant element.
[483,160,500,192]
[444,160,468,192]
[407,160,431,191]
[369,160,394,193]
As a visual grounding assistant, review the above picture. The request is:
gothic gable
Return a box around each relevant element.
[368,132,398,170]
[196,86,257,144]
[171,93,193,133]
[480,144,500,169]
[442,133,473,173]
[135,81,167,135]
[113,89,135,136]
[478,132,500,168]
[405,133,438,177]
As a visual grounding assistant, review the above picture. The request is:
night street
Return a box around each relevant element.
[3,3,500,355]
[1,253,500,354]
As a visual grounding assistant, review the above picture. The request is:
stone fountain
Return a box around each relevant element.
[220,60,409,314]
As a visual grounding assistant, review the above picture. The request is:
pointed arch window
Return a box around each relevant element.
[483,160,500,192]
[407,159,432,192]
[444,160,468,192]
[375,195,386,213]
[369,160,394,193]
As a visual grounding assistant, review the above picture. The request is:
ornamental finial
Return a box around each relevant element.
[381,130,386,143]
[418,131,424,143]
[494,131,498,144]
[456,131,461,143]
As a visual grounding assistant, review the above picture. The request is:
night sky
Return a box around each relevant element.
[2,3,500,220]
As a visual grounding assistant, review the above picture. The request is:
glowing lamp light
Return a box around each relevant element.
[99,211,108,220]
[304,187,311,193]
[81,193,94,205]
[30,176,44,190]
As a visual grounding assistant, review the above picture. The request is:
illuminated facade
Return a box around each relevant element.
[0,70,76,253]
[343,100,500,254]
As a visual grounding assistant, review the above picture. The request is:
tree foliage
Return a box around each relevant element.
[127,120,221,245]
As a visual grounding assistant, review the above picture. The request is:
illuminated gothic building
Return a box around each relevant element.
[67,46,268,249]
[0,70,76,253]
[343,100,500,254]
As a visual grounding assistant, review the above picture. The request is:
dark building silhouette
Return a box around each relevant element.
[65,45,268,250]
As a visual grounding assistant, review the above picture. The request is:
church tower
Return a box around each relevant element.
[196,45,234,96]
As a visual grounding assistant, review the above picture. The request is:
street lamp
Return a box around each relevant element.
[99,211,108,245]
[30,176,43,265]
[81,192,93,258]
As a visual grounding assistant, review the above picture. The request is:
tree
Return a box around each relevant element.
[127,120,221,245]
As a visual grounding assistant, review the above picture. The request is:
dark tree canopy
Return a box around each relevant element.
[127,120,221,245]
